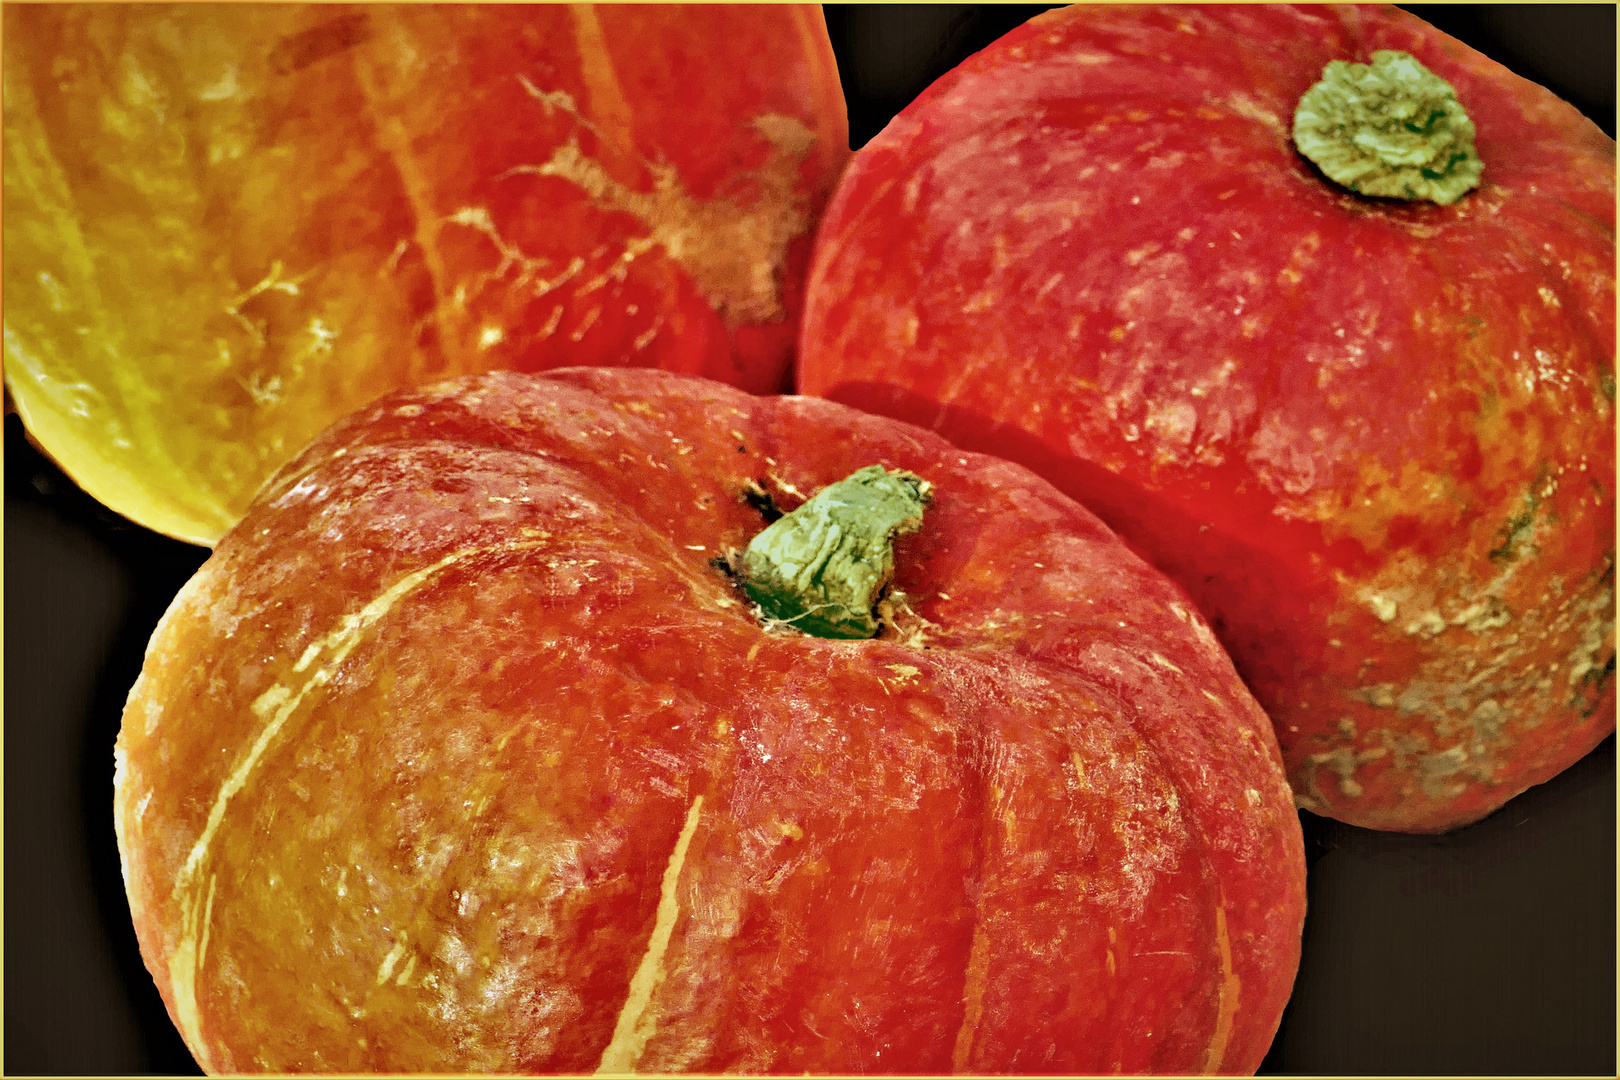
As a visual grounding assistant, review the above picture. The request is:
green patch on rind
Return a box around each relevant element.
[1488,466,1554,564]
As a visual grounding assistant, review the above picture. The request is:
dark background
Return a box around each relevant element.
[5,5,1615,1075]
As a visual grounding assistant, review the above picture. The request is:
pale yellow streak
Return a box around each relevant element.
[376,933,410,986]
[597,794,705,1074]
[1149,652,1184,674]
[568,3,638,183]
[396,952,419,987]
[196,874,218,975]
[1202,901,1240,1074]
[166,541,545,1060]
[178,548,466,887]
[349,30,456,375]
[166,920,209,1061]
[951,915,993,1071]
[164,869,221,1064]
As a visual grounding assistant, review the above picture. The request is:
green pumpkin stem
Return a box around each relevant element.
[1292,49,1483,205]
[742,465,931,639]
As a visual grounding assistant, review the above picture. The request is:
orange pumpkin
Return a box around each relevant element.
[115,367,1306,1073]
[3,4,847,544]
[797,3,1616,832]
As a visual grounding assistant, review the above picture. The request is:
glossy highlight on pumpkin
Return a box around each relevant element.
[114,367,1306,1073]
[796,4,1616,832]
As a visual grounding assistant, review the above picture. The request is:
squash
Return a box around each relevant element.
[114,367,1306,1073]
[796,3,1616,832]
[3,3,847,545]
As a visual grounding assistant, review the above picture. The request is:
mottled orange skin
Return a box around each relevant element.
[797,4,1616,832]
[115,368,1305,1074]
[5,3,847,543]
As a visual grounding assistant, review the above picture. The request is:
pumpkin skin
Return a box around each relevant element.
[3,3,847,545]
[796,4,1617,833]
[113,367,1306,1074]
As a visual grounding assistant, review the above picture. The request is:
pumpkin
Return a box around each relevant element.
[2,3,847,545]
[796,3,1616,833]
[113,367,1306,1073]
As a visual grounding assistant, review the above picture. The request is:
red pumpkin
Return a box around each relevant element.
[114,367,1305,1073]
[3,3,847,544]
[797,4,1616,832]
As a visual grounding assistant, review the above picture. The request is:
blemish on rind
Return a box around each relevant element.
[1416,744,1471,798]
[506,111,817,326]
[1405,609,1446,637]
[1304,745,1388,799]
[1336,552,1612,815]
[1356,683,1398,708]
[517,74,587,124]
[1488,483,1545,564]
[1363,592,1398,623]
[1568,608,1607,693]
[885,663,922,684]
[1451,597,1512,634]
